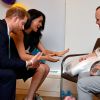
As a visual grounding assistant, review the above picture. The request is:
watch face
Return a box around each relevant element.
[2,0,16,5]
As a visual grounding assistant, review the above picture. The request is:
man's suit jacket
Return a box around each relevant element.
[0,19,26,70]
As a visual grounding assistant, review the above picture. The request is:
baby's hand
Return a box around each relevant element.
[90,65,100,76]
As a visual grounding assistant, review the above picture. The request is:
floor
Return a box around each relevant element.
[16,94,60,100]
[16,94,99,100]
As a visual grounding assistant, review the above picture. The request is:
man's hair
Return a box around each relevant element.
[6,7,29,19]
[96,6,100,11]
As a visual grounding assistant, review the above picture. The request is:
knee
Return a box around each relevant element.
[43,64,50,74]
[77,79,83,88]
[38,64,50,74]
[77,79,87,91]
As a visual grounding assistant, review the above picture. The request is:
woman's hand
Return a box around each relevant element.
[41,55,59,62]
[27,52,42,69]
[44,48,69,57]
[55,49,69,57]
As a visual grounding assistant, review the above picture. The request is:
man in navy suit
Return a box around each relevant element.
[0,7,41,100]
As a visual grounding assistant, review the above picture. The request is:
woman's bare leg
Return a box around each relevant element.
[25,64,50,100]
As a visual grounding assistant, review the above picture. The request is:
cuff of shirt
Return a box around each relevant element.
[26,61,32,70]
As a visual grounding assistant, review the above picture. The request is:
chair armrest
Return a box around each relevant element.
[61,53,88,74]
[61,72,78,83]
[61,53,88,83]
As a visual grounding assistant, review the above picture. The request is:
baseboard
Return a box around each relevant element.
[37,90,60,97]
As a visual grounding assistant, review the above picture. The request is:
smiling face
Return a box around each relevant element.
[30,16,43,32]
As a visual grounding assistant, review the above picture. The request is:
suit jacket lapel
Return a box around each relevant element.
[0,19,9,44]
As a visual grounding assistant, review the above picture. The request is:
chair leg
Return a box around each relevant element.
[60,77,64,100]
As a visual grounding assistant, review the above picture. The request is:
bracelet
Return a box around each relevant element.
[26,61,29,70]
[26,60,33,70]
[30,60,33,65]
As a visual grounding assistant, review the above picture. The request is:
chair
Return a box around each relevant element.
[60,38,100,100]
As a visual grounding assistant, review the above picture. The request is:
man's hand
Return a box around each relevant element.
[27,52,42,69]
[31,61,40,69]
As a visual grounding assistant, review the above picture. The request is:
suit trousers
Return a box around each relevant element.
[0,69,16,100]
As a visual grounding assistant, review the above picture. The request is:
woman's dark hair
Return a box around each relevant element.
[24,9,45,31]
[96,6,100,11]
[24,9,46,52]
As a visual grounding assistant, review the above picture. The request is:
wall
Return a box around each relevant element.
[65,0,100,54]
[0,0,66,72]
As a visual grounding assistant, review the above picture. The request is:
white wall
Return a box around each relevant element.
[65,0,100,54]
[0,0,66,71]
